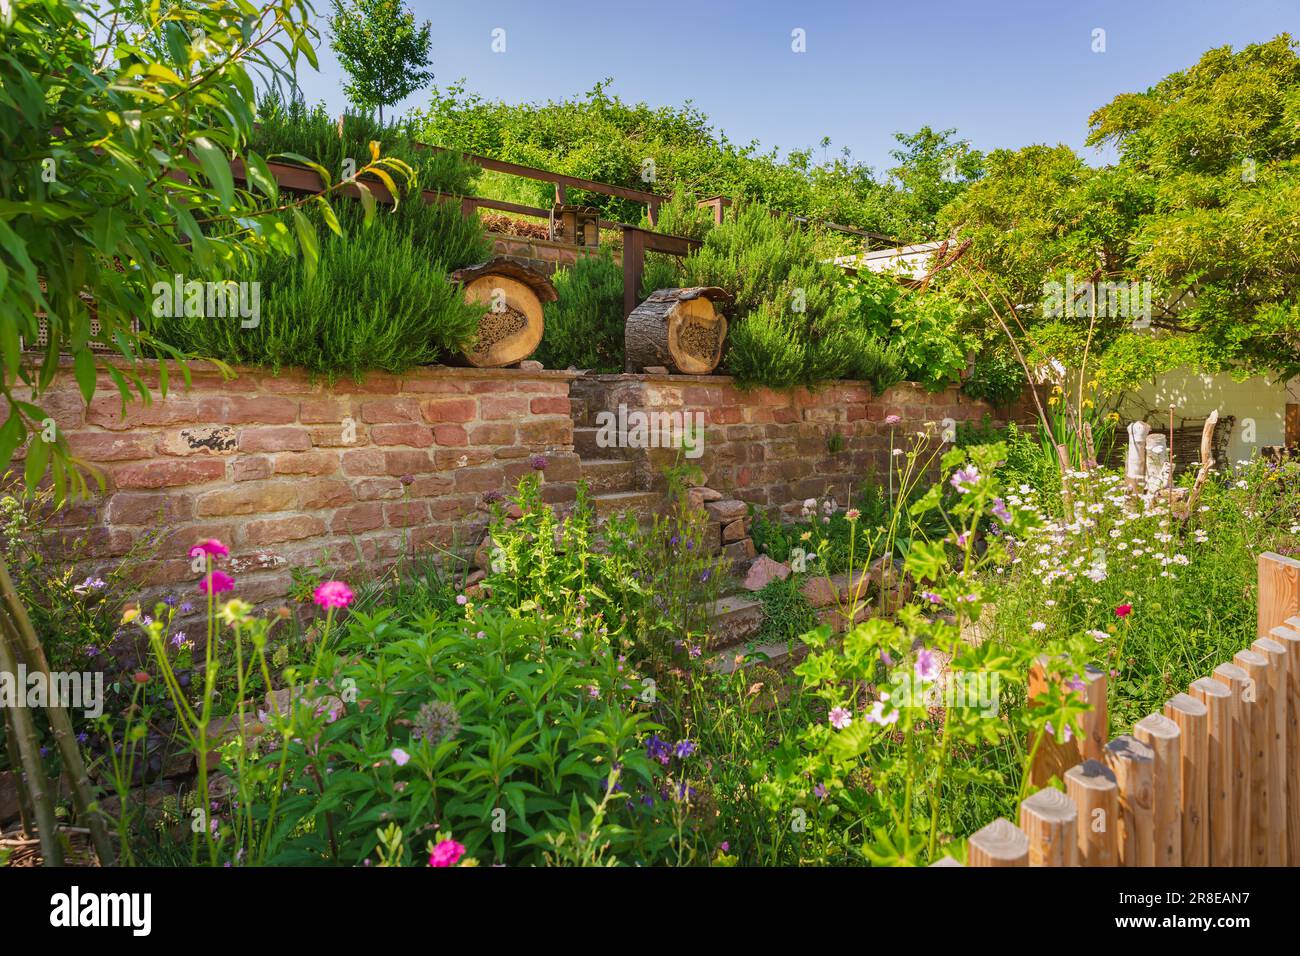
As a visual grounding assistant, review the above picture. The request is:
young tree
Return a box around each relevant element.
[329,0,434,124]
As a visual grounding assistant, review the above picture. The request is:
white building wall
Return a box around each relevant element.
[1118,370,1299,465]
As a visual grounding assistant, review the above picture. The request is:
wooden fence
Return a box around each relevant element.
[951,551,1300,867]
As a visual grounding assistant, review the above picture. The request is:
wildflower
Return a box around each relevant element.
[1114,603,1132,618]
[132,671,150,684]
[400,474,415,486]
[991,498,1013,525]
[720,841,730,852]
[885,414,902,425]
[891,448,903,456]
[313,580,354,609]
[413,701,461,745]
[189,539,229,559]
[950,465,980,493]
[429,839,466,867]
[689,645,702,659]
[391,748,411,767]
[1088,629,1108,643]
[845,508,861,521]
[170,631,188,650]
[218,599,253,626]
[180,602,194,614]
[199,570,235,595]
[455,594,468,606]
[920,591,942,605]
[865,699,898,726]
[1031,621,1047,632]
[121,605,140,625]
[675,739,696,759]
[482,490,504,505]
[530,455,548,471]
[915,649,940,681]
[828,707,852,729]
[645,735,672,764]
[813,783,827,799]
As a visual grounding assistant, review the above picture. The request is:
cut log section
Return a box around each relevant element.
[625,287,731,375]
[451,259,557,368]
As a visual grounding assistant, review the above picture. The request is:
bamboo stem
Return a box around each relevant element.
[2,704,36,836]
[0,609,62,865]
[0,555,114,864]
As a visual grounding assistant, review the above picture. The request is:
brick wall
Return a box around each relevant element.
[488,233,618,276]
[571,373,1006,519]
[16,360,578,607]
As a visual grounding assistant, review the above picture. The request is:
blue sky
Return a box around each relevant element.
[295,0,1300,173]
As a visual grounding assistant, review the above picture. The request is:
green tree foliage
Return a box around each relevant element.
[0,0,406,496]
[535,250,627,373]
[940,35,1300,387]
[328,0,434,124]
[879,126,984,242]
[409,80,974,239]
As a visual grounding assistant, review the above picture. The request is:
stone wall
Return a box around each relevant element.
[570,373,1007,519]
[488,232,617,276]
[17,360,579,606]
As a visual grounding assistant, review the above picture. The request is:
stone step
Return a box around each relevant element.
[574,425,636,461]
[580,458,638,494]
[705,594,765,650]
[591,490,662,520]
[708,640,809,675]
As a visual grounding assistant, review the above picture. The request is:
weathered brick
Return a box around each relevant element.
[243,515,326,546]
[383,450,433,475]
[330,502,385,534]
[422,398,477,423]
[106,492,194,525]
[231,456,272,482]
[479,395,530,420]
[530,397,570,416]
[239,426,311,453]
[467,423,516,446]
[68,431,155,462]
[352,477,404,500]
[384,500,429,527]
[359,397,423,424]
[197,395,297,425]
[371,423,434,447]
[517,418,572,446]
[340,447,386,476]
[433,424,468,446]
[299,397,349,423]
[196,482,297,517]
[87,395,199,431]
[297,478,353,509]
[114,458,225,489]
[272,450,338,476]
[156,425,238,457]
[454,467,503,494]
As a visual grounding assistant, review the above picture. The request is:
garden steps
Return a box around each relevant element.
[707,640,808,676]
[591,489,662,520]
[580,457,638,494]
[705,593,765,649]
[573,425,636,461]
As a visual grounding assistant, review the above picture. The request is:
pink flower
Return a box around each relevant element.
[884,414,902,426]
[915,649,940,682]
[313,580,354,610]
[189,539,229,559]
[429,839,466,868]
[391,747,410,767]
[1114,603,1133,618]
[828,706,852,729]
[198,570,235,594]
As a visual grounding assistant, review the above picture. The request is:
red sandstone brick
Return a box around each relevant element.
[272,450,338,476]
[422,398,477,423]
[359,397,423,424]
[197,395,297,425]
[351,477,404,500]
[433,424,468,446]
[297,478,354,509]
[330,502,385,534]
[340,447,385,476]
[467,423,515,446]
[406,475,454,497]
[68,431,155,462]
[529,397,570,416]
[479,395,530,419]
[232,456,272,482]
[243,515,326,546]
[239,426,311,453]
[87,395,199,431]
[106,492,194,525]
[114,458,225,489]
[518,418,572,446]
[309,423,366,447]
[196,482,297,517]
[299,397,349,423]
[454,467,502,494]
[384,500,429,528]
[383,450,432,475]
[370,423,434,447]
[434,448,490,469]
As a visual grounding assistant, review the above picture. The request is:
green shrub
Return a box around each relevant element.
[158,200,490,380]
[252,91,481,196]
[535,250,626,371]
[963,345,1026,406]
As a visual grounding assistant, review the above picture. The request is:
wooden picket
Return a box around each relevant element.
[956,551,1300,868]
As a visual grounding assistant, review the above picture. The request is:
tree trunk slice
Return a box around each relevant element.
[451,259,557,368]
[625,287,731,375]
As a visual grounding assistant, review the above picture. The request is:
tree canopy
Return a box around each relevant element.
[329,0,434,124]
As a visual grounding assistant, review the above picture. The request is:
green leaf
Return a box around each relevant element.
[73,349,97,403]
[291,207,319,279]
[192,136,235,209]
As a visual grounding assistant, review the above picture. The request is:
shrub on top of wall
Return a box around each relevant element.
[535,249,626,372]
[157,198,492,381]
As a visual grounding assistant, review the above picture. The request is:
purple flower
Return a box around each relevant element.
[645,735,671,765]
[674,739,696,759]
[950,465,980,494]
[829,707,852,729]
[391,748,410,767]
[920,591,942,605]
[813,783,827,799]
[456,594,468,606]
[915,648,940,682]
[529,455,547,471]
[991,497,1013,525]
